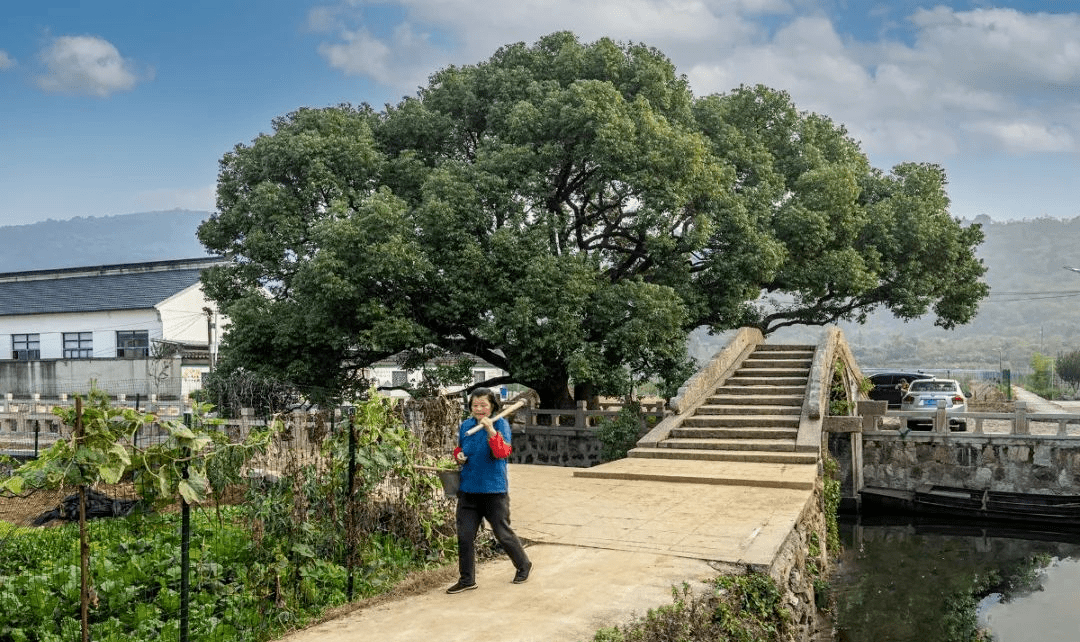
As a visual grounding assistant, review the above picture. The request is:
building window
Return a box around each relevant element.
[116,330,150,358]
[12,334,40,360]
[473,370,486,384]
[391,370,408,386]
[63,332,93,359]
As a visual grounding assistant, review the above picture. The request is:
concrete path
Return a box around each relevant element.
[276,463,815,642]
[1012,386,1069,413]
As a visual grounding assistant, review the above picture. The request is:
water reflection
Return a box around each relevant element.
[831,516,1080,642]
[978,558,1080,642]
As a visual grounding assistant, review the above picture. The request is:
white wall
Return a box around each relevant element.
[157,283,226,347]
[368,364,508,397]
[0,309,162,360]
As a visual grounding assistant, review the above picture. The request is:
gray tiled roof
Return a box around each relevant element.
[0,259,221,316]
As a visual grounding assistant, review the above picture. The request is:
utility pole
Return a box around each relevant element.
[203,306,215,374]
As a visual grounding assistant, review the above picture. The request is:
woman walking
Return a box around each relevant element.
[446,388,532,594]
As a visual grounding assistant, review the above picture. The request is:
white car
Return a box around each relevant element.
[900,378,969,431]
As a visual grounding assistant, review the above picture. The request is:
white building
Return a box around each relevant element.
[0,258,226,400]
[366,353,510,399]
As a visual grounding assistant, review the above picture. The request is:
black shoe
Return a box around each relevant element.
[446,580,477,594]
[512,562,532,584]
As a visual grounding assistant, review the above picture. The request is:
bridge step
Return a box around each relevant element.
[658,437,797,452]
[739,359,813,369]
[682,414,801,428]
[752,344,816,352]
[721,379,807,389]
[672,426,799,440]
[642,341,819,473]
[629,447,817,465]
[733,368,810,378]
[694,404,801,416]
[705,394,803,406]
[573,457,816,490]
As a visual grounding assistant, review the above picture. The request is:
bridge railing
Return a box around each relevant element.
[868,402,1080,438]
[515,399,667,430]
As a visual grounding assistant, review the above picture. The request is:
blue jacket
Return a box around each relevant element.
[457,417,511,494]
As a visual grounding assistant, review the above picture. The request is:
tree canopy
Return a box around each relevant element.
[197,32,988,408]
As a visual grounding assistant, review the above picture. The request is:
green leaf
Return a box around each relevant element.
[97,462,125,485]
[292,543,315,559]
[171,426,197,440]
[177,480,200,505]
[1,475,24,495]
[107,442,131,467]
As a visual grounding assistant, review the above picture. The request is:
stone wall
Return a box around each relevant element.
[508,425,604,467]
[861,436,1080,495]
[828,432,857,503]
[767,484,834,642]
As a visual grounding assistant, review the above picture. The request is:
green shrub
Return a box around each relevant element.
[591,574,792,642]
[596,402,644,462]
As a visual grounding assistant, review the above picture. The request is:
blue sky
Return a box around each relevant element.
[2,0,1079,226]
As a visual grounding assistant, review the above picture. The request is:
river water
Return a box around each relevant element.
[829,516,1080,641]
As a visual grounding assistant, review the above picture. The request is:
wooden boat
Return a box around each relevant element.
[860,484,1080,528]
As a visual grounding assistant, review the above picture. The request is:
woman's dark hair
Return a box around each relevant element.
[468,387,502,414]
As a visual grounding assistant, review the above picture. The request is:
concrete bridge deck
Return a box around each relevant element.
[277,463,815,642]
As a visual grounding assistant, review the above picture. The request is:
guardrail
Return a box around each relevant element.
[869,402,1080,437]
[516,399,667,430]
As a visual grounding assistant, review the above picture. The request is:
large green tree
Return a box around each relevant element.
[197,32,988,408]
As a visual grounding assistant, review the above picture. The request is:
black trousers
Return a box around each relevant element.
[455,492,530,584]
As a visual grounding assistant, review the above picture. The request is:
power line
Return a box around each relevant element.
[984,290,1080,302]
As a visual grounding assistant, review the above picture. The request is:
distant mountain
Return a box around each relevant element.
[693,216,1080,372]
[0,210,213,272]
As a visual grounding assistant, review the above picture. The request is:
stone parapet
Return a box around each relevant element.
[861,435,1080,495]
[509,426,603,467]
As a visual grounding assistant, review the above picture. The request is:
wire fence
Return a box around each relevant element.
[0,394,465,642]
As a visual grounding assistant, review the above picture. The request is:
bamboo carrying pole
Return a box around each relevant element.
[413,398,526,475]
[464,398,526,435]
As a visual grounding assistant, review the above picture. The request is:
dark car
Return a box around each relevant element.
[867,372,933,409]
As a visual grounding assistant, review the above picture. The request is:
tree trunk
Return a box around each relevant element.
[573,382,601,410]
[532,377,575,410]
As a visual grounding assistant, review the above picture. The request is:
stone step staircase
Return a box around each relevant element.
[575,343,820,490]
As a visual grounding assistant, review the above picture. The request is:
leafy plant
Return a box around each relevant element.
[596,402,644,462]
[591,573,792,642]
[1,389,147,495]
[1056,349,1080,396]
[0,391,458,642]
[821,454,842,554]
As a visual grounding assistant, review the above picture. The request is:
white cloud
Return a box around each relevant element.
[310,0,786,95]
[687,7,1080,158]
[963,120,1075,154]
[318,22,440,91]
[35,35,149,97]
[308,2,1080,158]
[0,50,15,70]
[908,7,1080,90]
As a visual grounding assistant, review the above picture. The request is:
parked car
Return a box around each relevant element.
[900,378,970,431]
[867,372,933,409]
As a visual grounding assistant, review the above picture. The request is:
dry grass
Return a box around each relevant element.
[0,488,69,525]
